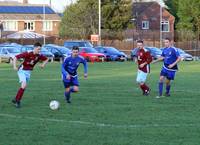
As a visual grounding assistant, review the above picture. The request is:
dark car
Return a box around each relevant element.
[21,45,54,61]
[131,47,162,61]
[64,41,93,49]
[43,44,71,61]
[95,46,127,61]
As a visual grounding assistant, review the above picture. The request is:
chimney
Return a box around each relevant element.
[23,0,28,4]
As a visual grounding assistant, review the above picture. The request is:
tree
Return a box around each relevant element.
[60,0,98,39]
[176,0,200,31]
[60,0,132,39]
[101,0,132,39]
[164,0,179,26]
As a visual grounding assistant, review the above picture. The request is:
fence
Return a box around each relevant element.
[0,29,200,57]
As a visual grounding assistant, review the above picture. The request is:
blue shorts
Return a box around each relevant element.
[160,67,176,80]
[136,70,148,83]
[17,68,31,83]
[62,74,79,88]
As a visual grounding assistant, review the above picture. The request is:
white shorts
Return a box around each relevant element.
[136,70,148,83]
[17,68,31,83]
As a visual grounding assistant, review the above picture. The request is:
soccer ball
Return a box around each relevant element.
[49,100,60,110]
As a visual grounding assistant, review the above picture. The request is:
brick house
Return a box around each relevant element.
[132,1,175,40]
[0,0,61,38]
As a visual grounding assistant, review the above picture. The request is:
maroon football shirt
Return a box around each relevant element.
[16,51,47,70]
[137,49,152,73]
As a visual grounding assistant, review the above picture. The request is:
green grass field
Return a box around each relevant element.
[0,61,200,145]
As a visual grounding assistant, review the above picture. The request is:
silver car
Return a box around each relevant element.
[0,46,21,63]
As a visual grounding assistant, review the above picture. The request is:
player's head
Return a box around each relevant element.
[137,40,144,49]
[72,46,79,57]
[33,42,42,54]
[164,38,171,48]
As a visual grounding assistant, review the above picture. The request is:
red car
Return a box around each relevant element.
[79,47,106,62]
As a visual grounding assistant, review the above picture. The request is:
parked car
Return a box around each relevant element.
[0,46,21,63]
[64,41,93,49]
[43,44,71,61]
[79,47,106,62]
[131,47,162,61]
[145,47,162,59]
[95,46,128,61]
[177,48,193,61]
[21,45,54,61]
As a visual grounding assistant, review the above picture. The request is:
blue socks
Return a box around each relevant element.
[159,82,163,96]
[64,91,70,101]
[166,85,171,95]
[158,82,171,96]
[70,87,75,93]
[65,87,75,101]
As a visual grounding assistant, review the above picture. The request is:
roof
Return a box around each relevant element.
[133,2,156,17]
[4,31,46,39]
[0,14,61,21]
[0,6,55,14]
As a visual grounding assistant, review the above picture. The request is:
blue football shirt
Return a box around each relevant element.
[161,47,180,71]
[62,55,88,77]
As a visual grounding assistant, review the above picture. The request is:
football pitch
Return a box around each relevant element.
[0,61,200,145]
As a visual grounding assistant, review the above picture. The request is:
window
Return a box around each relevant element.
[142,21,149,29]
[161,21,169,32]
[43,21,53,31]
[24,21,35,31]
[3,21,18,31]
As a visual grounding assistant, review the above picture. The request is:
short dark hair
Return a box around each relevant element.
[34,42,42,48]
[165,38,171,41]
[137,40,143,44]
[72,46,79,51]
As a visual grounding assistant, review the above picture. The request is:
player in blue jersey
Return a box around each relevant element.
[61,46,88,103]
[153,38,181,98]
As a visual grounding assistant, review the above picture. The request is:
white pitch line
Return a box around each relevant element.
[0,113,199,129]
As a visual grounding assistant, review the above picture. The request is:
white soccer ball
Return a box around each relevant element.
[49,100,60,110]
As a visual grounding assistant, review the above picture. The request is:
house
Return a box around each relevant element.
[132,1,175,40]
[0,0,61,38]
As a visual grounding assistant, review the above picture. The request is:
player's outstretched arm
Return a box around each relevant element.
[40,58,49,69]
[152,56,164,64]
[82,59,88,79]
[13,57,18,70]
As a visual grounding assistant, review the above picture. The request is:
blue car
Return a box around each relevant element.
[131,47,162,60]
[43,44,71,61]
[95,46,127,61]
[177,48,193,61]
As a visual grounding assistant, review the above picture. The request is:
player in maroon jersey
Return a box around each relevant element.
[12,42,49,108]
[135,40,153,95]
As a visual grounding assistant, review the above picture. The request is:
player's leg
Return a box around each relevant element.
[165,71,175,96]
[165,79,171,96]
[62,73,73,103]
[158,75,165,96]
[70,85,79,93]
[65,76,80,103]
[12,70,30,108]
[64,86,71,103]
[157,68,167,98]
[136,70,149,95]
